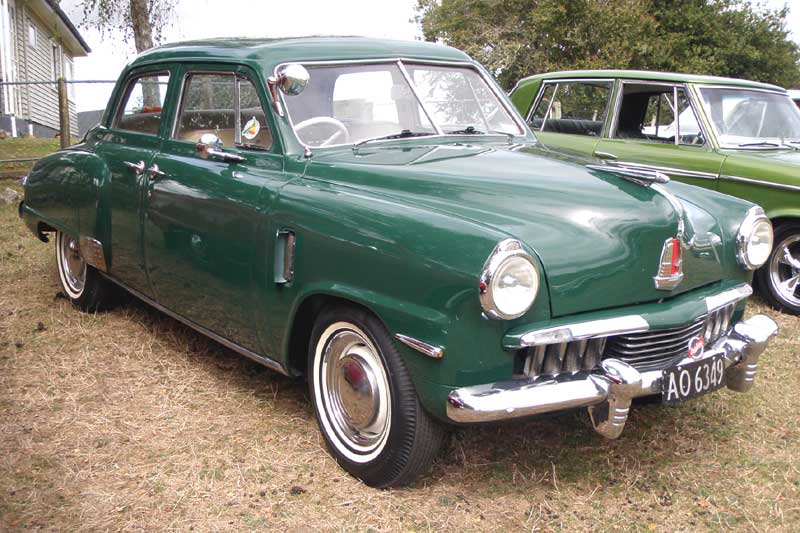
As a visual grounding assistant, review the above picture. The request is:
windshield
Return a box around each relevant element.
[696,86,800,148]
[282,61,523,147]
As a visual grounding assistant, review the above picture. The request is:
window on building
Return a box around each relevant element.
[51,43,61,80]
[28,24,36,48]
[65,57,75,100]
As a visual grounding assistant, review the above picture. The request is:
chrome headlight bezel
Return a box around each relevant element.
[479,239,540,320]
[736,206,773,270]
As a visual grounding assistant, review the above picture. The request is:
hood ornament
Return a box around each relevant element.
[587,163,691,290]
[586,164,670,187]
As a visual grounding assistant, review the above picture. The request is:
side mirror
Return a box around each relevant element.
[276,64,309,95]
[268,63,309,116]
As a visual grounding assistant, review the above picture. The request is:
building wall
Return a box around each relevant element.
[5,1,78,136]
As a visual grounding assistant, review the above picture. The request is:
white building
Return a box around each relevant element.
[0,0,90,137]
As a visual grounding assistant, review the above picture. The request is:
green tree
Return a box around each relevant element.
[416,0,800,89]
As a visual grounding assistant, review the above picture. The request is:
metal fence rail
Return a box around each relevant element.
[1,78,116,176]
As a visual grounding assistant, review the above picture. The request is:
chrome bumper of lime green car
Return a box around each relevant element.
[446,314,777,438]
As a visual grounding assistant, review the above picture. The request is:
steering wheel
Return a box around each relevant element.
[294,116,350,147]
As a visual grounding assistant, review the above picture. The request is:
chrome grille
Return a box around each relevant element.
[522,337,607,377]
[604,303,738,372]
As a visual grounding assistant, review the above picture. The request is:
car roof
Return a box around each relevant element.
[128,36,472,74]
[789,89,800,99]
[515,70,785,93]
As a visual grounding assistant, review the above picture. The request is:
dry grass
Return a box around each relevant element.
[0,138,69,178]
[1,181,799,531]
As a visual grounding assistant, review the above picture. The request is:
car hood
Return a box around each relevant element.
[308,141,748,317]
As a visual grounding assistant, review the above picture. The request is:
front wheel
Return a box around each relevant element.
[756,223,800,315]
[308,305,444,488]
[56,231,121,312]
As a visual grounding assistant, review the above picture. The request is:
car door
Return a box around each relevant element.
[592,81,725,189]
[143,65,286,353]
[94,69,172,295]
[525,79,614,157]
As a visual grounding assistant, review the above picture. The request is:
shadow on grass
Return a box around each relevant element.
[108,292,746,494]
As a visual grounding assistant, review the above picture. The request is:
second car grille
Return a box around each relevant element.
[519,303,738,377]
[603,303,737,372]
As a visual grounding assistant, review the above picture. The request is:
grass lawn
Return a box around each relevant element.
[0,138,63,179]
[1,181,798,530]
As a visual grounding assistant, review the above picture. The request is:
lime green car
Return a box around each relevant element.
[511,71,800,315]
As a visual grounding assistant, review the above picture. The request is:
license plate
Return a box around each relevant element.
[662,353,726,404]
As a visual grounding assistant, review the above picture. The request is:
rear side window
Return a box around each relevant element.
[175,72,273,150]
[114,73,170,135]
[614,84,703,145]
[529,81,613,137]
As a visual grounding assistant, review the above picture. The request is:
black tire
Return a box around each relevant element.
[307,305,444,488]
[55,231,121,312]
[756,223,800,315]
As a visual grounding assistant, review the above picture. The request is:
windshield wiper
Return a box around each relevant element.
[446,126,484,135]
[738,141,782,148]
[353,130,434,148]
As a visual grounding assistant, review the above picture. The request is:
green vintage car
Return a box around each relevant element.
[510,70,800,315]
[19,39,778,487]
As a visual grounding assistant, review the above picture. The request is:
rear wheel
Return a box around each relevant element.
[756,223,800,315]
[56,231,120,312]
[308,305,444,488]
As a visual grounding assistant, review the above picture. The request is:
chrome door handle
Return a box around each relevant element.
[147,164,166,180]
[123,160,145,174]
[593,151,618,161]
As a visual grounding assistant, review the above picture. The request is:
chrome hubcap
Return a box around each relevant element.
[318,324,391,458]
[769,234,800,307]
[59,233,86,295]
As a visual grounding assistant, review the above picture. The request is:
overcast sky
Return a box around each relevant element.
[60,0,799,112]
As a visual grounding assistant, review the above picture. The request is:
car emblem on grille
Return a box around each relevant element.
[687,336,705,360]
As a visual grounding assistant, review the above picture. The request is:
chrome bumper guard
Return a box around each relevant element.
[446,314,778,438]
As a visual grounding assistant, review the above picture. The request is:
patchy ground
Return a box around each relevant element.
[0,138,63,179]
[1,181,799,531]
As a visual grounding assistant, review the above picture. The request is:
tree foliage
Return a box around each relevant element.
[78,0,177,53]
[416,0,800,89]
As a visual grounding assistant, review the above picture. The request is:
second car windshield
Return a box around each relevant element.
[697,86,800,148]
[282,61,523,147]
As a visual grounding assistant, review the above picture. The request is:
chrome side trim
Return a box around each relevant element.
[721,174,800,193]
[518,315,649,347]
[705,283,752,312]
[447,314,778,426]
[79,236,108,272]
[98,273,290,376]
[395,334,444,359]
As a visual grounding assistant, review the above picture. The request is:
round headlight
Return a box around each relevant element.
[480,240,539,320]
[737,207,773,270]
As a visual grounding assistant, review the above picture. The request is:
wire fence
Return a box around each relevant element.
[0,78,115,178]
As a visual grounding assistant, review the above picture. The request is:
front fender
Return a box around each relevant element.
[269,177,553,400]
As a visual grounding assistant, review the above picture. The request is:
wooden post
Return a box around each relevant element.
[57,77,70,149]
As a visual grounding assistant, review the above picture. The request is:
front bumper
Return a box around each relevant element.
[446,314,778,438]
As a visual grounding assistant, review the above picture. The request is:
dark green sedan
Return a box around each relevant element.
[511,70,800,315]
[19,39,778,487]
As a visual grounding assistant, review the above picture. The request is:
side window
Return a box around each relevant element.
[175,72,272,149]
[615,85,704,145]
[114,73,170,135]
[529,83,556,128]
[532,81,612,137]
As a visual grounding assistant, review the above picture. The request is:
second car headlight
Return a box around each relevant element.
[479,239,539,320]
[737,207,773,270]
